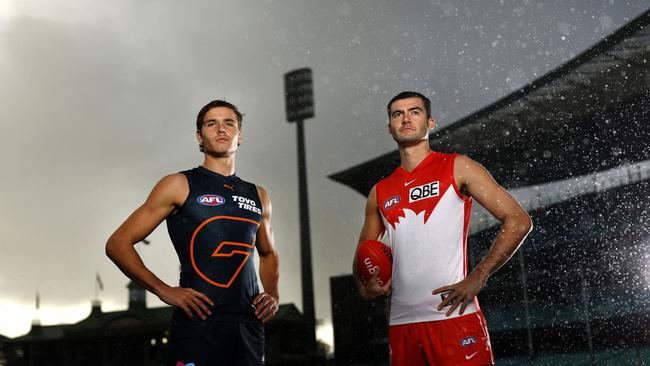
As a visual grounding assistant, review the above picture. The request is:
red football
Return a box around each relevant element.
[356,240,393,286]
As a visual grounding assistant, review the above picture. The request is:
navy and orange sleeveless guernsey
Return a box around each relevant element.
[166,166,262,323]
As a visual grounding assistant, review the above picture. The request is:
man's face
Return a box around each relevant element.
[196,106,242,156]
[387,97,435,144]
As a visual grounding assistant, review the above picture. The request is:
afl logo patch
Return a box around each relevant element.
[197,194,225,206]
[459,336,477,347]
[383,196,400,210]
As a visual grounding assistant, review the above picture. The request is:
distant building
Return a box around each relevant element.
[2,282,172,366]
[265,304,328,366]
[329,9,650,366]
[0,334,8,365]
[330,275,388,365]
[1,281,318,366]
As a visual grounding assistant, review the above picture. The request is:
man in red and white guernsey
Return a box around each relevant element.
[354,91,532,366]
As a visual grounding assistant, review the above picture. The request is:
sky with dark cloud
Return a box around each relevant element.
[0,0,648,346]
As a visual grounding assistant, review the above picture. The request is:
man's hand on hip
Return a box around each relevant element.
[158,286,214,320]
[432,270,487,316]
[253,292,279,323]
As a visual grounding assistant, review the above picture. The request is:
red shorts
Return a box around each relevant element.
[389,311,494,366]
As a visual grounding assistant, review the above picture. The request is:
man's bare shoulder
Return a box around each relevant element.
[453,154,488,175]
[254,184,271,204]
[254,185,273,218]
[368,183,378,198]
[255,184,268,197]
[366,184,379,209]
[148,173,189,205]
[453,153,474,166]
[159,172,188,186]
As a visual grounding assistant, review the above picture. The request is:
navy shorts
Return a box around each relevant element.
[167,313,264,366]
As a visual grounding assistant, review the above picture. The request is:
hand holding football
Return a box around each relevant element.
[356,240,392,286]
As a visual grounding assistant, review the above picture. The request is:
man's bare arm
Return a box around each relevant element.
[105,173,213,319]
[433,155,532,315]
[354,185,391,301]
[253,185,280,323]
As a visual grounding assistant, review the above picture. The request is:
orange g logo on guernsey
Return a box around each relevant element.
[190,215,260,288]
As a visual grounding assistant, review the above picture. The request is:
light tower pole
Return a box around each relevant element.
[284,67,316,352]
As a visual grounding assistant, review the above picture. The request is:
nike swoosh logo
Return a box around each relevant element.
[465,351,478,360]
[404,179,416,186]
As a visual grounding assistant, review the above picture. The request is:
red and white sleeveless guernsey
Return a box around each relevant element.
[376,152,479,325]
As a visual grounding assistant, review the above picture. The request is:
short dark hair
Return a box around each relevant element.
[387,91,431,118]
[196,100,244,152]
[196,99,244,131]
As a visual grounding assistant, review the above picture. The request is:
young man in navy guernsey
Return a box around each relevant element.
[106,100,279,366]
[354,91,532,365]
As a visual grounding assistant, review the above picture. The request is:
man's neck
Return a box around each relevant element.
[398,141,433,172]
[201,154,236,176]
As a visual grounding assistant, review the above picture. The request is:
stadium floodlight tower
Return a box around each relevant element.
[284,67,316,352]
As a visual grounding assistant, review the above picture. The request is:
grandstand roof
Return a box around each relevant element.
[330,10,650,196]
